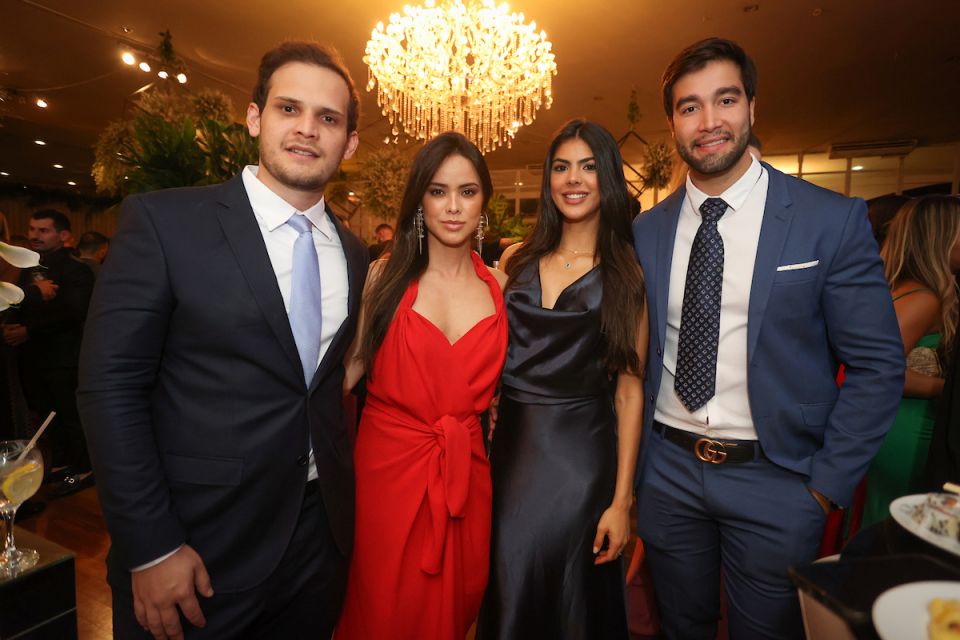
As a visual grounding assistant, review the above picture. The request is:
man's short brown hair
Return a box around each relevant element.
[661,37,757,120]
[252,41,360,133]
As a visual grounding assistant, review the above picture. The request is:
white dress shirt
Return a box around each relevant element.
[131,167,348,572]
[655,155,769,440]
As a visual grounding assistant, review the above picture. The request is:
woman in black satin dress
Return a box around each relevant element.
[478,120,648,639]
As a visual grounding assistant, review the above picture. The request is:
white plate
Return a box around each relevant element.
[890,494,960,557]
[873,580,960,639]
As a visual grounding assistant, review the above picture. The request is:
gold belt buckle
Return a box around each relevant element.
[693,437,736,464]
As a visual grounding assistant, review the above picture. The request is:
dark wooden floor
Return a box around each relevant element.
[20,485,112,639]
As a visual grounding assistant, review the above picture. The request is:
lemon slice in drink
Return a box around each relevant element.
[1,460,43,505]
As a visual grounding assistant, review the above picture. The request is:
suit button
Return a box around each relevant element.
[657,347,662,357]
[296,455,309,466]
[649,394,655,404]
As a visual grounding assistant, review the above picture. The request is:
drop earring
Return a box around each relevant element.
[476,214,488,257]
[415,206,425,255]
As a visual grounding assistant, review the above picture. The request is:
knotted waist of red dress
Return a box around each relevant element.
[362,399,481,575]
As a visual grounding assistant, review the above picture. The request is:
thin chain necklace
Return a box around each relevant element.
[555,246,595,270]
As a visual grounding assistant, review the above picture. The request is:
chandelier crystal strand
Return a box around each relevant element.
[365,0,557,154]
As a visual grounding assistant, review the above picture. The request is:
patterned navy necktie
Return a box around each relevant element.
[675,197,729,412]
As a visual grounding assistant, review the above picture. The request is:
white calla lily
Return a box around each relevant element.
[0,242,40,269]
[0,281,25,311]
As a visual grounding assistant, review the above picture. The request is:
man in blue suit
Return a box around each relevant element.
[632,38,904,638]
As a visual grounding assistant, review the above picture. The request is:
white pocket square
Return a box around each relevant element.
[777,260,819,272]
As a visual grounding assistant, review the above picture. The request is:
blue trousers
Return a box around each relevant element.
[636,427,827,640]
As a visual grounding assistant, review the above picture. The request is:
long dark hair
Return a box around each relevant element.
[506,119,646,375]
[359,132,493,369]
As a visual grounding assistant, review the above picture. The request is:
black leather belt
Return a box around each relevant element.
[654,421,758,464]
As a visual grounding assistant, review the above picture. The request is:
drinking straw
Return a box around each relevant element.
[15,411,55,463]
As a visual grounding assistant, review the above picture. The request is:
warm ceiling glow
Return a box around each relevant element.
[852,165,864,171]
[34,140,46,146]
[121,51,136,65]
[53,164,63,169]
[365,0,557,153]
[139,61,151,73]
[35,98,48,108]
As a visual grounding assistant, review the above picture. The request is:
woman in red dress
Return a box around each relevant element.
[336,132,508,639]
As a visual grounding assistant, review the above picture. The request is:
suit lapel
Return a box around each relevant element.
[310,209,366,392]
[654,188,685,353]
[215,176,304,378]
[747,163,795,362]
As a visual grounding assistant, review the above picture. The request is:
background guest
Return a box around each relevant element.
[74,231,110,278]
[868,194,912,249]
[368,222,394,260]
[5,209,94,496]
[862,195,960,526]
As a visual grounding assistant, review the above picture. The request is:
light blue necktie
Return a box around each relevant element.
[287,213,322,386]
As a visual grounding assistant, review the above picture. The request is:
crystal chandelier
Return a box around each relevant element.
[364,0,558,154]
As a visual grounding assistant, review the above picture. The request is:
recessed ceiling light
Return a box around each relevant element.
[139,61,151,73]
[158,70,169,79]
[852,165,864,171]
[0,172,9,177]
[122,51,136,65]
[34,139,46,146]
[36,98,48,108]
[176,73,187,84]
[67,181,77,186]
[53,164,63,169]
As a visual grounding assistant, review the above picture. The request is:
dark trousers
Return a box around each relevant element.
[111,486,348,639]
[20,365,89,471]
[636,427,827,640]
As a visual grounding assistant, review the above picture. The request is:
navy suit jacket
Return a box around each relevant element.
[632,163,904,506]
[77,175,368,591]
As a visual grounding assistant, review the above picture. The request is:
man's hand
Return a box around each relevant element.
[33,279,58,301]
[131,545,214,640]
[2,324,28,346]
[808,487,833,515]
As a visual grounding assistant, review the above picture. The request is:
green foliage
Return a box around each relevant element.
[120,114,206,194]
[92,86,256,197]
[486,193,532,240]
[356,147,409,221]
[641,141,673,191]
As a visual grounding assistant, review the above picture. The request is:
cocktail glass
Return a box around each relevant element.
[0,440,44,576]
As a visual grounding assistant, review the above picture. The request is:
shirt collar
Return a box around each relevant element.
[685,153,764,217]
[242,165,334,240]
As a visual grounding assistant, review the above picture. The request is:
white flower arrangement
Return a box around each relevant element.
[0,243,41,310]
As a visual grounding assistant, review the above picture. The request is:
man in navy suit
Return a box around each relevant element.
[78,42,366,639]
[632,38,904,638]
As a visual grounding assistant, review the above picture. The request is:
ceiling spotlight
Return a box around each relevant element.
[852,165,864,171]
[121,51,136,65]
[35,98,48,108]
[176,73,187,84]
[67,181,77,186]
[34,140,46,146]
[53,164,63,169]
[0,172,8,177]
[139,61,151,73]
[158,70,169,79]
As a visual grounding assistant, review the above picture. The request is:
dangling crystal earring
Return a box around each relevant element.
[476,214,488,257]
[415,206,425,255]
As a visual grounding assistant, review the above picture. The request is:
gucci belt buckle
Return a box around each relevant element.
[693,437,736,464]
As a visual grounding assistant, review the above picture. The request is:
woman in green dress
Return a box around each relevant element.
[863,195,960,526]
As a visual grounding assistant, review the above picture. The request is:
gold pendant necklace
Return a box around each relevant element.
[556,246,594,270]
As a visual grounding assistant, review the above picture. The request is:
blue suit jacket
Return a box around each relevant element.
[632,163,904,506]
